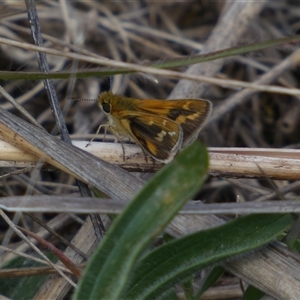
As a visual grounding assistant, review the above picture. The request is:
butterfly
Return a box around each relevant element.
[87,91,212,163]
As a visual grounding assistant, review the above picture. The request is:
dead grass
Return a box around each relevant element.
[0,1,300,299]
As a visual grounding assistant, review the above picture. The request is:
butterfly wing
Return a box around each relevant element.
[133,99,212,146]
[119,112,183,163]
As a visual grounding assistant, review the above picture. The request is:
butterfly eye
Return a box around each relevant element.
[102,102,111,114]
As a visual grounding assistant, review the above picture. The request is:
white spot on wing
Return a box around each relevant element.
[168,131,176,136]
[156,130,167,142]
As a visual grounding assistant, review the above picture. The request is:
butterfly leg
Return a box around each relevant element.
[109,126,126,161]
[140,147,148,163]
[86,123,109,147]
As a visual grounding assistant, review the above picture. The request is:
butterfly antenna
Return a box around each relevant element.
[109,76,113,92]
[67,97,97,102]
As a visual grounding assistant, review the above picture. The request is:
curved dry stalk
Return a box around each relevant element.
[1,140,300,180]
[0,36,300,96]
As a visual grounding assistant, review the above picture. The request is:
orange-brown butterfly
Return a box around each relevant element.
[87,91,212,163]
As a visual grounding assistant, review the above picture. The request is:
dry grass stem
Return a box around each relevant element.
[0,1,299,299]
[1,140,300,180]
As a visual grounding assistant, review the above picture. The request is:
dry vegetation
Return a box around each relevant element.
[0,1,299,299]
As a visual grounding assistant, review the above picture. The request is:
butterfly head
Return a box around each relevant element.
[98,91,115,115]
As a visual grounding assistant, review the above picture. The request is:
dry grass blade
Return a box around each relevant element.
[16,226,82,278]
[0,209,77,287]
[1,214,73,266]
[170,2,267,99]
[0,107,144,200]
[0,196,299,215]
[2,139,300,179]
[0,1,300,299]
[1,37,300,95]
[208,49,300,126]
[0,264,82,278]
[0,86,43,129]
[24,0,106,241]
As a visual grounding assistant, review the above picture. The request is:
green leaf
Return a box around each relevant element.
[290,236,300,253]
[182,276,195,300]
[73,141,209,300]
[156,289,178,300]
[242,285,265,300]
[124,214,293,299]
[195,266,224,299]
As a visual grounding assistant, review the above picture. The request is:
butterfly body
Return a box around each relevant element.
[94,91,212,163]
